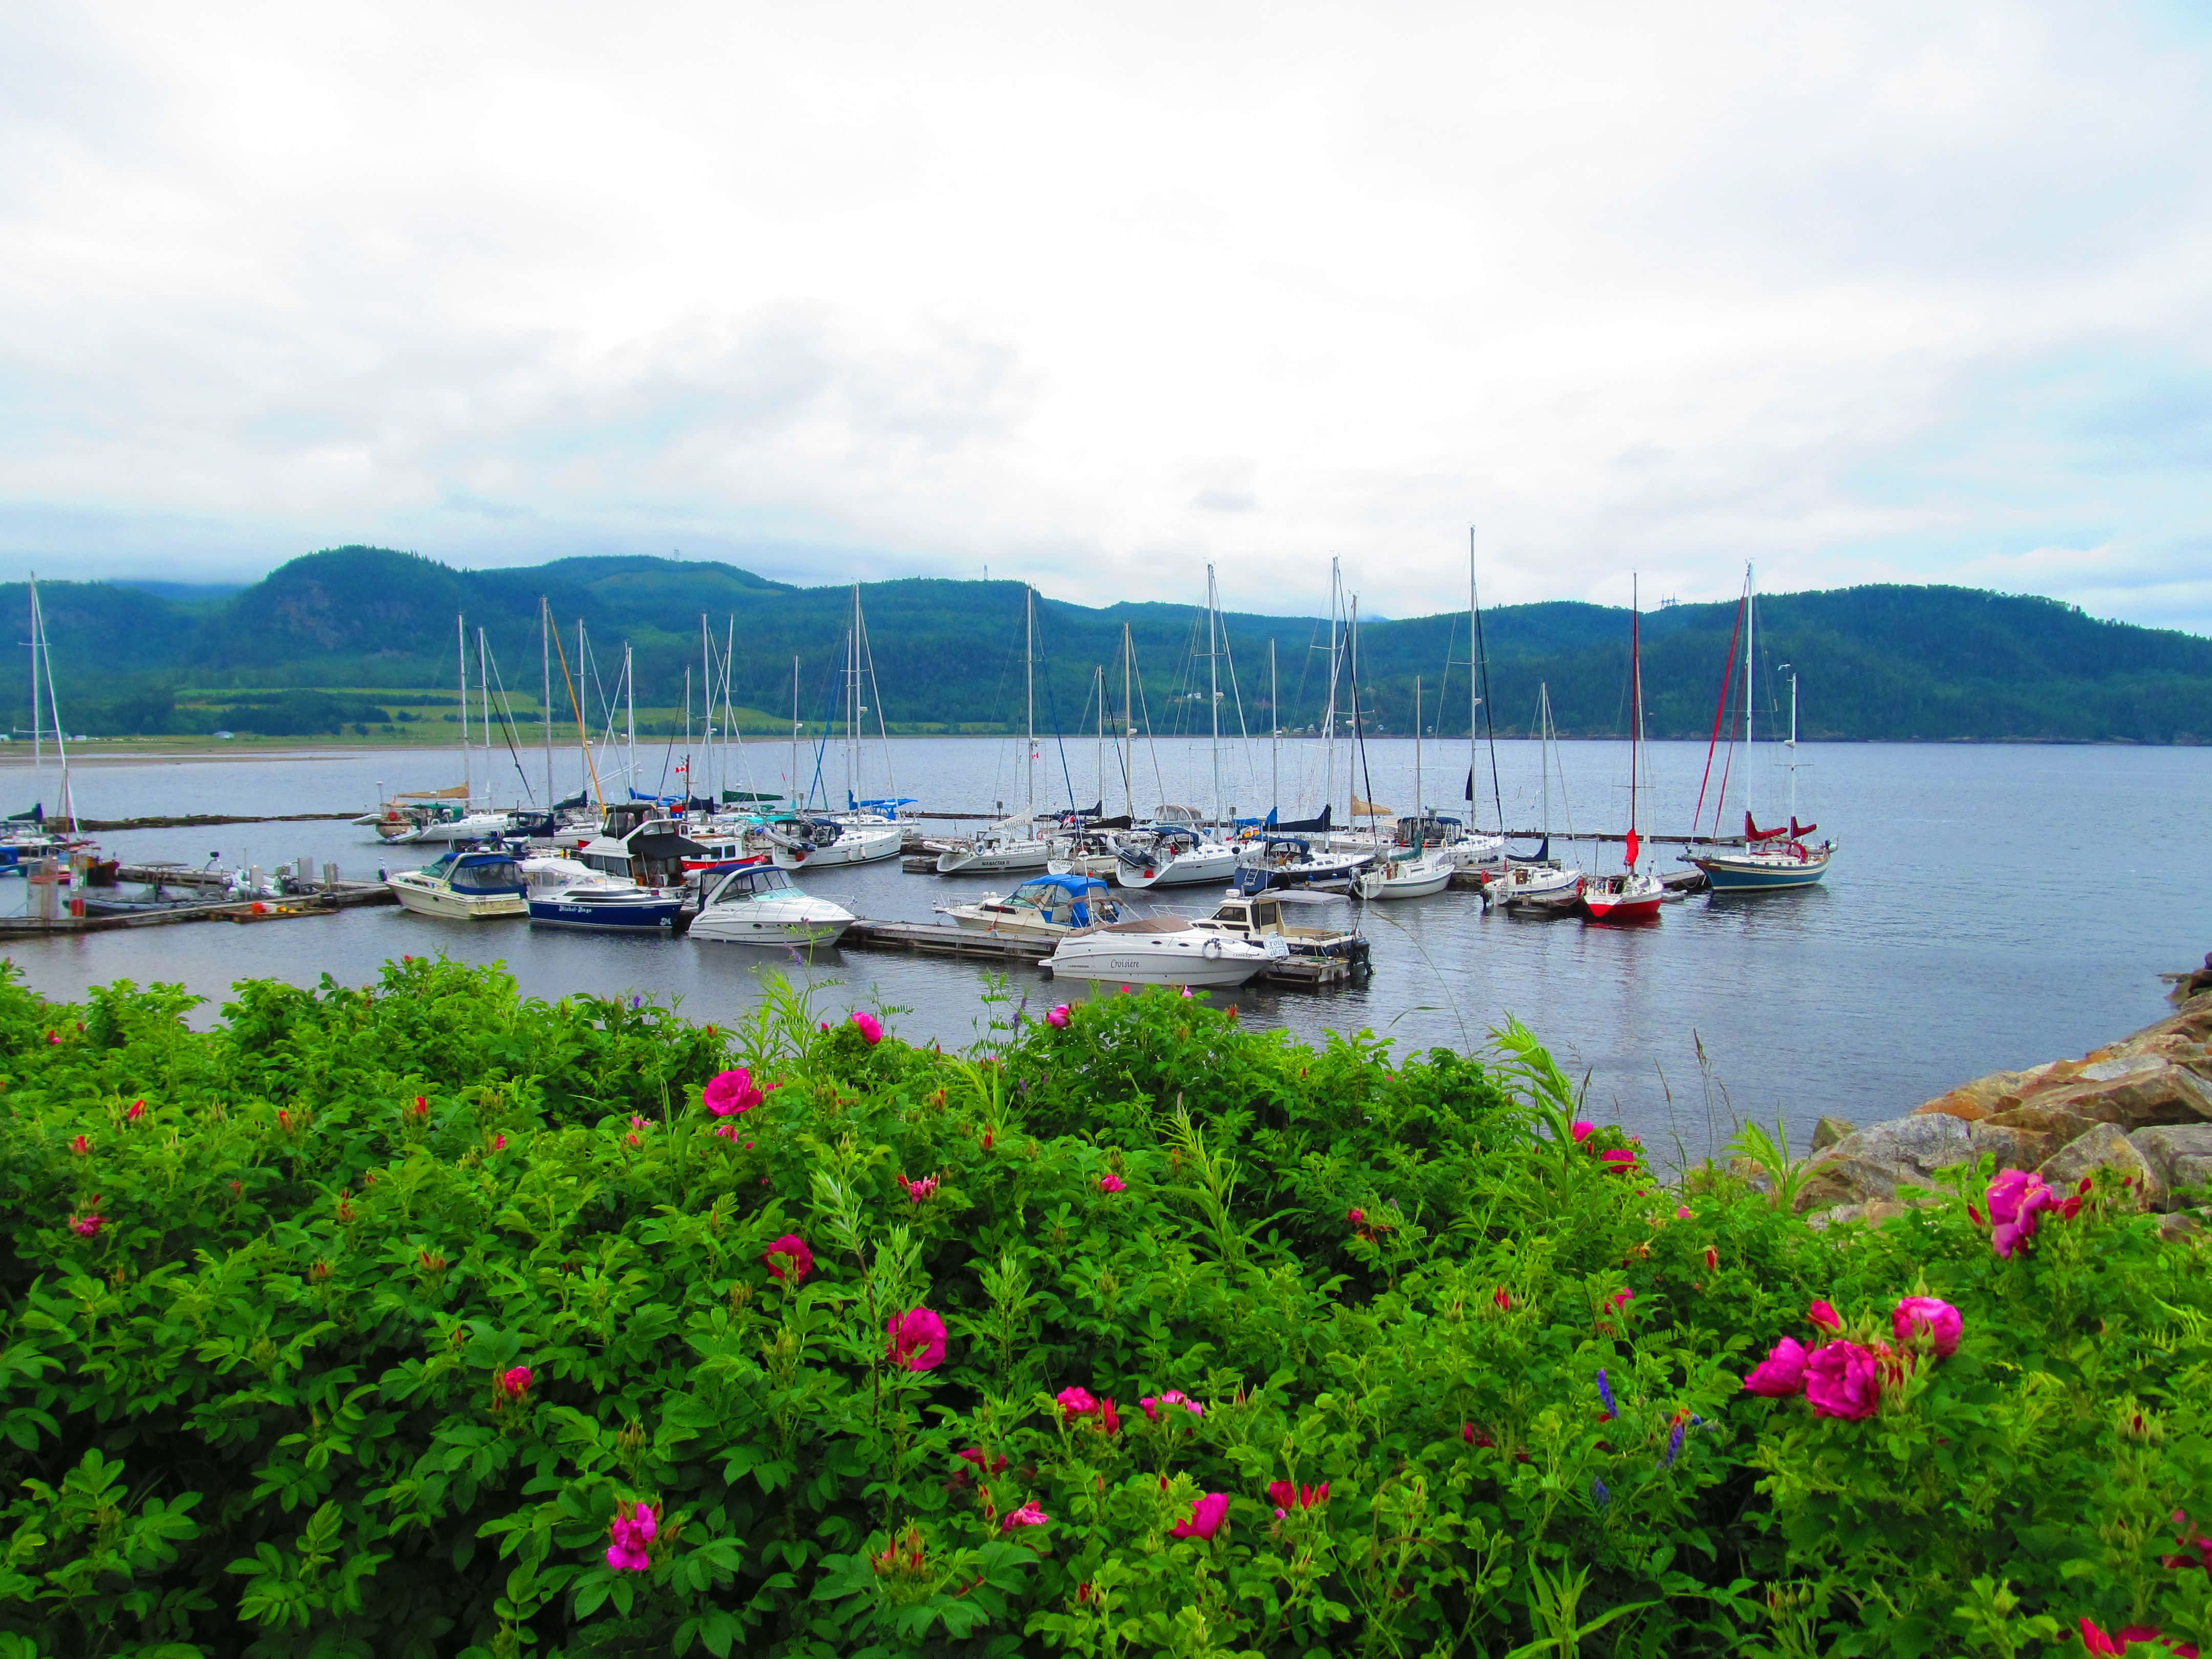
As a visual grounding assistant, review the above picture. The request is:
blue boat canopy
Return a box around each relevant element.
[1011,874,1110,899]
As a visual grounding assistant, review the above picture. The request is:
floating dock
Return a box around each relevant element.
[842,919,1053,962]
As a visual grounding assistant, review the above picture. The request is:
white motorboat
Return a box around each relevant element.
[1115,827,1240,890]
[1189,889,1369,978]
[1355,848,1455,900]
[1491,860,1586,907]
[936,816,1055,875]
[571,802,713,890]
[387,850,528,920]
[1045,915,1285,987]
[938,874,1121,940]
[688,863,855,947]
[767,815,902,870]
[520,856,683,933]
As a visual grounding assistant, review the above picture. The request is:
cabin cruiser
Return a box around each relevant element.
[1115,826,1240,890]
[1045,914,1285,987]
[1355,847,1456,900]
[764,815,903,869]
[938,874,1122,940]
[1189,889,1369,977]
[570,802,714,891]
[1231,834,1374,895]
[935,816,1054,875]
[520,856,684,933]
[387,849,528,920]
[688,863,855,947]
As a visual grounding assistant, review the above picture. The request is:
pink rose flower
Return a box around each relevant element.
[1169,1492,1229,1539]
[850,1010,883,1045]
[1803,1342,1882,1420]
[498,1365,533,1400]
[887,1306,947,1371]
[1988,1168,2059,1258]
[704,1068,764,1117]
[1742,1336,1811,1397]
[1046,1004,1071,1029]
[1570,1121,1595,1144]
[762,1235,813,1283]
[1002,1500,1048,1530]
[1057,1386,1099,1419]
[1139,1390,1203,1420]
[907,1175,939,1201]
[1099,1173,1125,1194]
[68,1212,106,1238]
[1891,1296,1963,1358]
[1807,1300,1842,1332]
[1600,1148,1636,1172]
[606,1501,656,1571]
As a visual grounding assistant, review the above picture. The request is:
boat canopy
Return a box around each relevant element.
[724,789,783,803]
[713,864,799,896]
[854,796,917,811]
[430,852,525,894]
[1011,874,1110,901]
[1245,835,1313,854]
[1269,805,1333,832]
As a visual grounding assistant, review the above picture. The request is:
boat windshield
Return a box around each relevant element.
[449,858,523,893]
[714,865,798,901]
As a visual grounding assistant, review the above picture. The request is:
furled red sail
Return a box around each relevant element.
[1744,812,1791,843]
[1790,817,1818,838]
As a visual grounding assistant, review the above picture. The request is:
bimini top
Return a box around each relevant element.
[421,851,525,894]
[1010,874,1110,901]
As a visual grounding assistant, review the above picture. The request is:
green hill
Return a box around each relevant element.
[3,548,2207,742]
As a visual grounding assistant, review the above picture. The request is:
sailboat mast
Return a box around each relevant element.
[1629,576,1642,866]
[28,577,40,775]
[1206,565,1221,833]
[1540,683,1552,839]
[1121,624,1135,817]
[701,614,712,805]
[1024,586,1035,820]
[1323,556,1340,822]
[541,599,554,809]
[1469,541,1479,830]
[1094,665,1105,814]
[457,613,470,801]
[790,655,800,809]
[478,627,491,778]
[1413,674,1423,843]
[624,644,635,796]
[1787,668,1799,825]
[1269,637,1279,823]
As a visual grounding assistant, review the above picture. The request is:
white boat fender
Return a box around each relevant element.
[1202,937,1223,960]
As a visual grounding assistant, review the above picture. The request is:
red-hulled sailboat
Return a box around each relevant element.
[1580,578,1665,925]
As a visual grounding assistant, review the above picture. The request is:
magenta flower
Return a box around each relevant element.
[1268,1480,1329,1511]
[1099,1173,1126,1194]
[1002,1500,1049,1531]
[69,1134,90,1156]
[1140,1390,1203,1420]
[1988,1169,2059,1258]
[1675,1206,1693,1220]
[956,1447,1009,1474]
[68,1211,106,1239]
[1057,1386,1100,1419]
[1804,1342,1882,1420]
[887,1306,947,1371]
[606,1501,656,1571]
[907,1175,939,1202]
[1600,1148,1636,1173]
[704,1068,764,1117]
[1570,1121,1595,1144]
[1742,1336,1811,1397]
[762,1234,814,1283]
[1807,1300,1842,1332]
[850,1010,883,1045]
[127,1100,145,1121]
[713,1124,738,1139]
[1606,1288,1633,1314]
[497,1366,533,1402]
[1170,1492,1229,1540]
[1891,1296,1963,1358]
[1046,1004,1071,1029]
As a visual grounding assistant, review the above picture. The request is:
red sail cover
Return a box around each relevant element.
[1624,830,1641,868]
[1790,817,1818,838]
[1744,812,1791,842]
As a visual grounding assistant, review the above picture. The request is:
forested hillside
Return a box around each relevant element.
[4,547,2207,742]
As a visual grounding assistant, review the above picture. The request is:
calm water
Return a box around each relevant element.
[2,736,2203,1159]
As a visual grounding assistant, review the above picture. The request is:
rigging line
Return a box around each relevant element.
[1469,552,1506,836]
[550,621,603,806]
[1692,570,1750,842]
[1034,608,1078,811]
[482,635,537,806]
[1130,637,1168,814]
[653,663,683,799]
[859,600,897,804]
[1218,610,1254,803]
[804,646,843,812]
[1349,601,1378,835]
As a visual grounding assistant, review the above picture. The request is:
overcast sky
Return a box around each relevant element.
[3,2,2209,628]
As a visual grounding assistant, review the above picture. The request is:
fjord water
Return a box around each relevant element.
[2,737,2203,1158]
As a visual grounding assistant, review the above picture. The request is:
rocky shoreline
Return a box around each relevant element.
[1787,956,2212,1238]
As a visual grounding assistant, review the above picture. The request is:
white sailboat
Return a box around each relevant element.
[938,586,1054,874]
[1356,678,1453,899]
[1490,683,1586,908]
[1448,533,1507,870]
[1118,566,1241,889]
[1580,580,1665,925]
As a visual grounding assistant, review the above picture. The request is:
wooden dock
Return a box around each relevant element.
[842,919,1053,962]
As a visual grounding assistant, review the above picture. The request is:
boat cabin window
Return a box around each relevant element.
[713,865,797,902]
[1249,899,1280,929]
[450,858,523,892]
[581,853,630,878]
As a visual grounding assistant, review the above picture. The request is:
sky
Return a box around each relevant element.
[3,2,2210,630]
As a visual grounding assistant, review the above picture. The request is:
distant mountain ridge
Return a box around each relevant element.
[4,545,2208,743]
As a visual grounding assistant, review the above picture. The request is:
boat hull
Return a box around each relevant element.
[1356,860,1454,900]
[527,896,683,932]
[1046,933,1278,986]
[1693,850,1833,891]
[690,914,852,947]
[388,879,526,920]
[1116,846,1241,889]
[773,826,902,869]
[936,842,1053,874]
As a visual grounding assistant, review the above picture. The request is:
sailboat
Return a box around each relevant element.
[1356,675,1453,899]
[1687,566,1837,892]
[1117,566,1242,889]
[9,577,90,863]
[1490,683,1586,908]
[375,615,518,844]
[1447,531,1508,871]
[1580,580,1665,924]
[937,586,1055,875]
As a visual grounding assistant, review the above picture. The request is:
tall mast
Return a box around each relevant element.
[28,577,40,774]
[1121,623,1135,817]
[790,655,800,809]
[1628,576,1642,867]
[1269,637,1279,823]
[1539,683,1552,840]
[1786,666,1800,825]
[849,585,862,811]
[1094,665,1105,813]
[1746,564,1756,759]
[1323,556,1341,821]
[1206,564,1221,833]
[701,613,713,805]
[624,643,635,798]
[541,598,554,809]
[1024,585,1035,820]
[1413,674,1423,843]
[457,613,470,801]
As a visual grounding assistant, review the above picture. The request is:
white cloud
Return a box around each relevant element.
[1,1,2209,630]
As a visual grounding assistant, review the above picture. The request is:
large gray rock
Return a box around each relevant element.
[2027,1058,2212,1133]
[1968,1119,2053,1173]
[1794,1156,1930,1214]
[1810,1116,1856,1153]
[2037,1121,2165,1212]
[1814,1113,1974,1177]
[2129,1124,2212,1206]
[1981,1104,2102,1162]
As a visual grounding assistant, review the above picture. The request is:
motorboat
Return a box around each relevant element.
[679,831,767,883]
[1046,914,1286,987]
[1581,869,1665,924]
[938,873,1121,940]
[1231,834,1373,895]
[521,856,684,933]
[688,863,855,947]
[387,850,528,920]
[1115,826,1240,890]
[76,863,214,918]
[1190,889,1369,978]
[767,814,902,869]
[570,802,714,891]
[1354,848,1455,900]
[936,816,1055,875]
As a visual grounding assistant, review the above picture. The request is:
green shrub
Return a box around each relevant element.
[0,959,2204,1657]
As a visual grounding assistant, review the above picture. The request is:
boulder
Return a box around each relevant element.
[1912,1059,2083,1121]
[1794,1156,1928,1214]
[1805,1198,1911,1232]
[1981,1103,2102,1153]
[1810,1116,1856,1153]
[2037,1122,2165,1212]
[2128,1124,2212,1205]
[2025,1058,2212,1133]
[1967,1120,2053,1174]
[1814,1113,1973,1177]
[2157,1209,2204,1245]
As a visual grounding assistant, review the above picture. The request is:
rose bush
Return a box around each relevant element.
[0,956,2202,1656]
